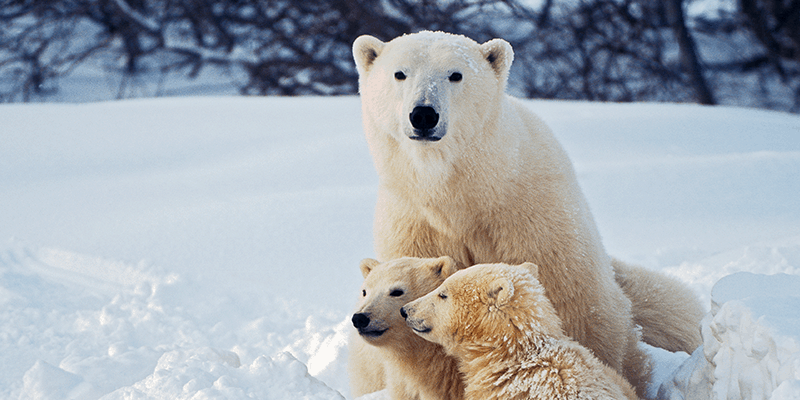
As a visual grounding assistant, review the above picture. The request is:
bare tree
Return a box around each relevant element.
[0,0,512,99]
[509,0,691,103]
[665,0,715,104]
[0,0,798,111]
[506,0,798,111]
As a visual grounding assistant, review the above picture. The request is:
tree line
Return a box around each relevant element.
[1,0,798,112]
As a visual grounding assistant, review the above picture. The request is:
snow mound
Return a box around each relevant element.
[664,236,800,306]
[1,242,350,400]
[104,348,343,400]
[659,273,800,400]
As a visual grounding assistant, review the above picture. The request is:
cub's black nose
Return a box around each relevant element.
[410,106,439,130]
[352,313,370,329]
[400,307,408,319]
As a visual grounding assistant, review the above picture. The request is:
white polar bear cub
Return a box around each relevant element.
[402,263,640,400]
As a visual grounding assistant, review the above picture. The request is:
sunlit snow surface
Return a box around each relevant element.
[1,97,799,399]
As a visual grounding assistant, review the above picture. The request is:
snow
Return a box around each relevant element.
[658,272,800,400]
[1,96,799,399]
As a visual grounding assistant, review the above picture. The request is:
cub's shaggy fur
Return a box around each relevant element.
[349,256,465,400]
[403,262,640,400]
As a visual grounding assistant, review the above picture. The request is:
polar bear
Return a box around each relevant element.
[348,256,466,400]
[352,30,703,396]
[402,262,640,400]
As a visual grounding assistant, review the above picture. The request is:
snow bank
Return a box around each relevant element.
[104,349,343,400]
[659,272,800,400]
[1,242,351,399]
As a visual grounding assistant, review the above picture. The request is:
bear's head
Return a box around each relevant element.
[352,256,461,347]
[352,31,513,151]
[402,262,563,357]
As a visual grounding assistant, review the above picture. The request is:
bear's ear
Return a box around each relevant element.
[359,258,380,278]
[353,35,386,75]
[487,276,513,307]
[480,38,514,82]
[427,256,460,278]
[520,262,539,280]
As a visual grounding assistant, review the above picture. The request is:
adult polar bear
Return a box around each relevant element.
[352,31,703,397]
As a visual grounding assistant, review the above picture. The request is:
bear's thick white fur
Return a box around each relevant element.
[403,262,640,400]
[352,31,703,397]
[613,259,705,353]
[349,256,466,400]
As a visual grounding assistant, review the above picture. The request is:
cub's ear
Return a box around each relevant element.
[353,35,386,75]
[359,258,380,278]
[520,262,539,280]
[480,38,514,82]
[487,276,513,307]
[427,256,460,278]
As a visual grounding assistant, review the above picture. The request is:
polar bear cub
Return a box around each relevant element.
[402,262,640,400]
[349,256,466,400]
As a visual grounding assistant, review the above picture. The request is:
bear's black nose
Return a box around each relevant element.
[410,106,439,131]
[352,313,370,329]
[400,307,408,319]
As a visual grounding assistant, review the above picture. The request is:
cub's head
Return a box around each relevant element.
[352,256,461,347]
[402,262,562,356]
[352,31,513,146]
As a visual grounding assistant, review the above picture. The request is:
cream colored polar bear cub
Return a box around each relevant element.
[349,256,465,400]
[402,262,639,400]
[353,30,703,397]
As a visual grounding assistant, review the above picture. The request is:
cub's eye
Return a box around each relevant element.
[362,290,366,297]
[394,71,406,81]
[389,289,404,297]
[438,292,447,300]
[449,72,462,82]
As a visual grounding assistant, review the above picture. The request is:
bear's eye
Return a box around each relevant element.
[448,72,462,82]
[389,289,404,297]
[394,71,406,81]
[438,292,447,300]
[362,289,366,297]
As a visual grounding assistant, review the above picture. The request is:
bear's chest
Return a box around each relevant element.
[412,203,504,264]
